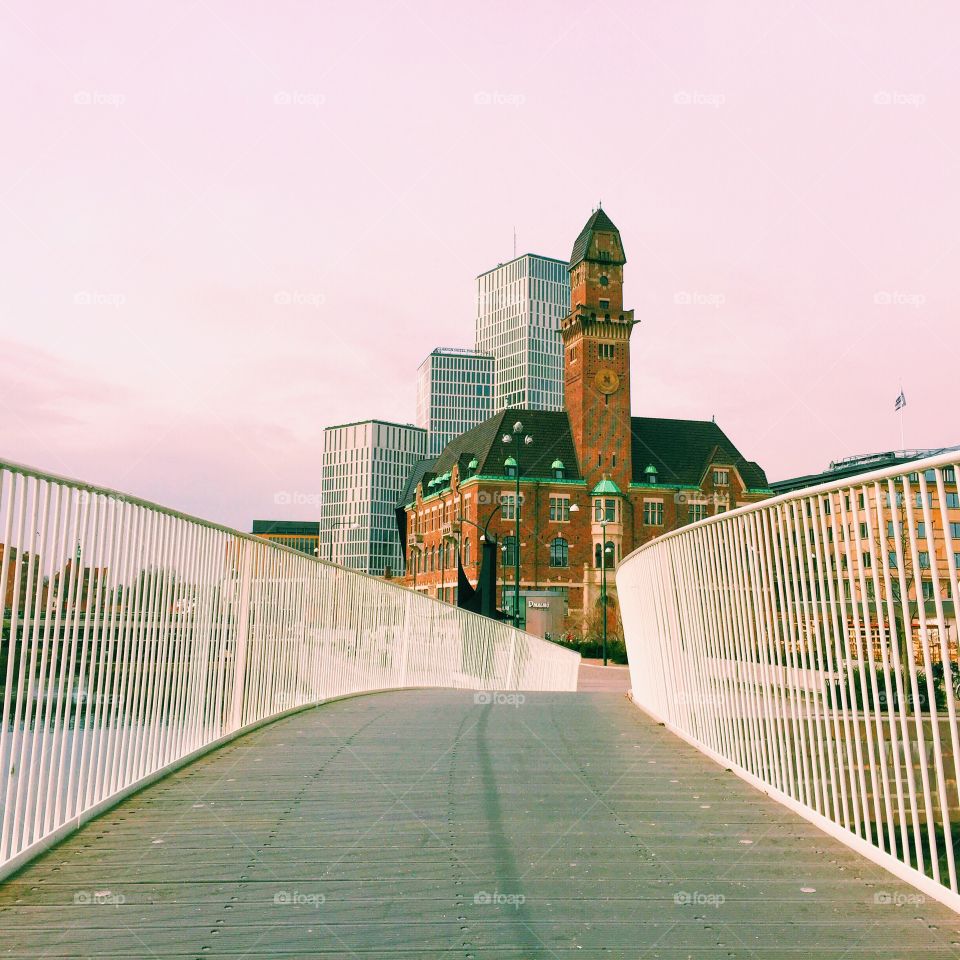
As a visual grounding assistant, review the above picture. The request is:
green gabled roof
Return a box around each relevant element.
[410,408,583,483]
[591,478,623,496]
[630,417,768,490]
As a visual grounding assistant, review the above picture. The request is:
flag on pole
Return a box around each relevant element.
[895,390,906,411]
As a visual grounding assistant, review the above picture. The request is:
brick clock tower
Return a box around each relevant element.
[560,208,637,495]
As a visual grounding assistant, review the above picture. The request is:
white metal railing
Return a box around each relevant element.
[617,450,960,911]
[0,458,578,878]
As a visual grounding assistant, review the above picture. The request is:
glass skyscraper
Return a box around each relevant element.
[416,348,493,457]
[321,420,427,576]
[475,253,570,412]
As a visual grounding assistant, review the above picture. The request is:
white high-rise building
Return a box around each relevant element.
[321,420,427,576]
[475,253,570,412]
[416,348,494,457]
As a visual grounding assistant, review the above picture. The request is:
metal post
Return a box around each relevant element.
[601,519,608,666]
[229,538,253,732]
[514,434,521,630]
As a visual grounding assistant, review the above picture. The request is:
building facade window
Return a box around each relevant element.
[594,540,615,569]
[501,493,517,520]
[549,537,569,568]
[549,496,571,522]
[643,500,664,526]
[502,536,518,567]
[713,469,729,485]
[688,503,707,524]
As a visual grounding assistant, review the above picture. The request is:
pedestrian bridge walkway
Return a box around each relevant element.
[2,688,958,959]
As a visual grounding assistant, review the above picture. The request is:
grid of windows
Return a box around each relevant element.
[321,420,427,576]
[475,254,570,413]
[415,348,493,457]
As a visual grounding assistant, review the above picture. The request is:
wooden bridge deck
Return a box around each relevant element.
[1,689,958,958]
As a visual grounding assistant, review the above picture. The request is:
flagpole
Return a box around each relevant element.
[898,384,905,452]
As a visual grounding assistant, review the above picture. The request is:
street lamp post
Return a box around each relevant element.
[599,520,612,666]
[502,421,532,629]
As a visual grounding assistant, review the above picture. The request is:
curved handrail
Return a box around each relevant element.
[617,449,960,912]
[0,458,579,879]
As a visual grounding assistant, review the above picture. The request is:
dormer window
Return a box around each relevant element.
[551,459,566,480]
[644,464,658,485]
[504,456,518,479]
[713,469,730,486]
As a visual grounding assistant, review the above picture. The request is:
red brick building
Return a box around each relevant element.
[397,209,771,633]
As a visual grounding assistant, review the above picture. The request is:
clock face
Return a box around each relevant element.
[594,368,620,395]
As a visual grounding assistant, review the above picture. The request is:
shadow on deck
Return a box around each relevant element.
[1,689,958,958]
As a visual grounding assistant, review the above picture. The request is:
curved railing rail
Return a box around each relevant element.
[617,449,960,911]
[0,458,578,878]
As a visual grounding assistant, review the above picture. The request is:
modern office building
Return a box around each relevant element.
[416,348,494,457]
[322,420,427,576]
[251,520,320,557]
[475,253,570,413]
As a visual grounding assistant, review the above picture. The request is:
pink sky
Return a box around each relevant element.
[1,1,957,528]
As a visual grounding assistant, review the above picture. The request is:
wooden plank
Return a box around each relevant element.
[0,690,958,959]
